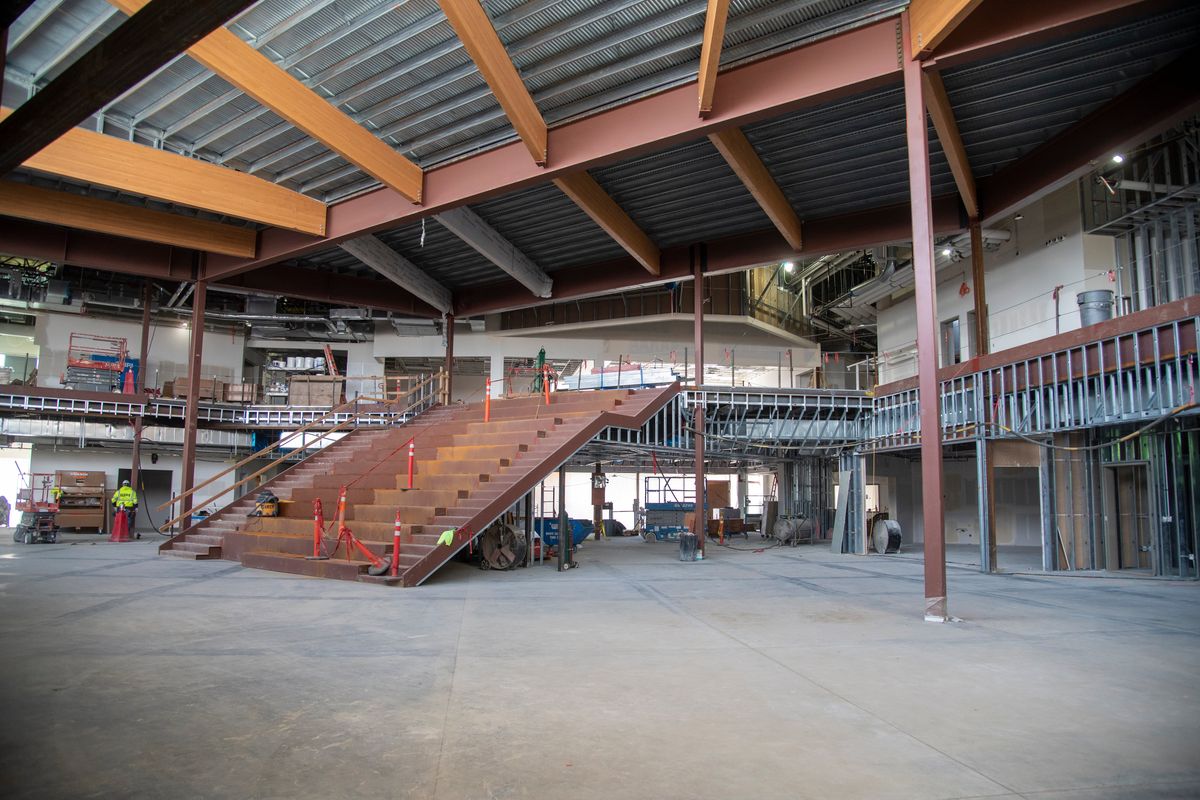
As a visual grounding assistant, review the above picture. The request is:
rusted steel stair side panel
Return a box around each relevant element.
[398,384,681,587]
[220,402,491,573]
[156,413,446,559]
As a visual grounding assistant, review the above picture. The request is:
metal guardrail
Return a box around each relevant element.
[0,372,445,429]
[589,387,872,461]
[864,313,1200,451]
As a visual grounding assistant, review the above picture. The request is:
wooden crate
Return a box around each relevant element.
[223,383,262,404]
[174,377,224,401]
[288,375,343,406]
[54,470,106,531]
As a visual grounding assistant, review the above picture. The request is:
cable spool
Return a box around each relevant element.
[872,518,902,554]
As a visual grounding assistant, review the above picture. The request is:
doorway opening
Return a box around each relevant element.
[1101,463,1154,572]
[118,468,173,536]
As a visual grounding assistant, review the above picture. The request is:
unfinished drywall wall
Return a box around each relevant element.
[877,184,1119,383]
[29,445,236,528]
[35,312,245,390]
[868,451,1041,548]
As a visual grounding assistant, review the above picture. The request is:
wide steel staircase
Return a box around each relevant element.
[161,385,679,586]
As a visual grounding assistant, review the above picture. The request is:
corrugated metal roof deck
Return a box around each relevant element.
[3,0,899,203]
[290,5,1200,296]
[4,2,1195,306]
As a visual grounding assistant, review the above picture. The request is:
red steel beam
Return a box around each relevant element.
[0,218,194,280]
[130,279,152,497]
[205,2,1162,284]
[874,294,1200,397]
[204,19,904,281]
[454,195,963,316]
[902,10,949,622]
[212,264,442,318]
[179,277,206,522]
[928,0,1172,69]
[693,244,706,558]
[978,47,1200,224]
[444,313,455,403]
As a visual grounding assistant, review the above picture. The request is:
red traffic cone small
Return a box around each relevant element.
[110,508,132,542]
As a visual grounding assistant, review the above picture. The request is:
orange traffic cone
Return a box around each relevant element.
[110,508,132,542]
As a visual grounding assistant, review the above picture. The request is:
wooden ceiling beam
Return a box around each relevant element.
[106,0,423,203]
[708,127,803,251]
[553,173,660,276]
[0,0,256,176]
[698,0,732,116]
[339,235,453,314]
[1,107,326,235]
[0,181,257,257]
[437,0,547,165]
[909,0,986,59]
[923,69,978,218]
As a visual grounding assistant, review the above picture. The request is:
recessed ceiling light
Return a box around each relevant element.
[941,248,952,257]
[1112,154,1124,164]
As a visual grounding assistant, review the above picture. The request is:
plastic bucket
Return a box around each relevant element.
[1077,290,1114,327]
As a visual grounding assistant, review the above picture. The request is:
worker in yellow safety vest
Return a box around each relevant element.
[111,480,140,539]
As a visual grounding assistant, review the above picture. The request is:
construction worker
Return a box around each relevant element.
[50,485,62,503]
[111,480,139,539]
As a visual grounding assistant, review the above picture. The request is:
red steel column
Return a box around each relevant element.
[130,280,152,495]
[902,12,948,621]
[180,277,206,521]
[970,219,990,355]
[693,245,706,556]
[444,313,454,404]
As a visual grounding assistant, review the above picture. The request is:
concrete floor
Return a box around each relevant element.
[1,534,1198,800]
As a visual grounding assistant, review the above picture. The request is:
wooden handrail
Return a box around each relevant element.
[156,397,360,513]
[157,369,444,525]
[158,411,365,531]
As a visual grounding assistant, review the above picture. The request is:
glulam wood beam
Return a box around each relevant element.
[922,69,978,218]
[107,0,424,203]
[0,0,255,175]
[698,0,732,116]
[553,172,660,276]
[909,0,986,58]
[708,127,803,251]
[437,0,547,165]
[1,107,326,234]
[0,181,257,257]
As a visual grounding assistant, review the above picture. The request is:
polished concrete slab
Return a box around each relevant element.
[1,535,1197,799]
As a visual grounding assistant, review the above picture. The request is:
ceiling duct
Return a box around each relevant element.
[329,308,370,320]
[245,296,278,316]
[391,318,438,337]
